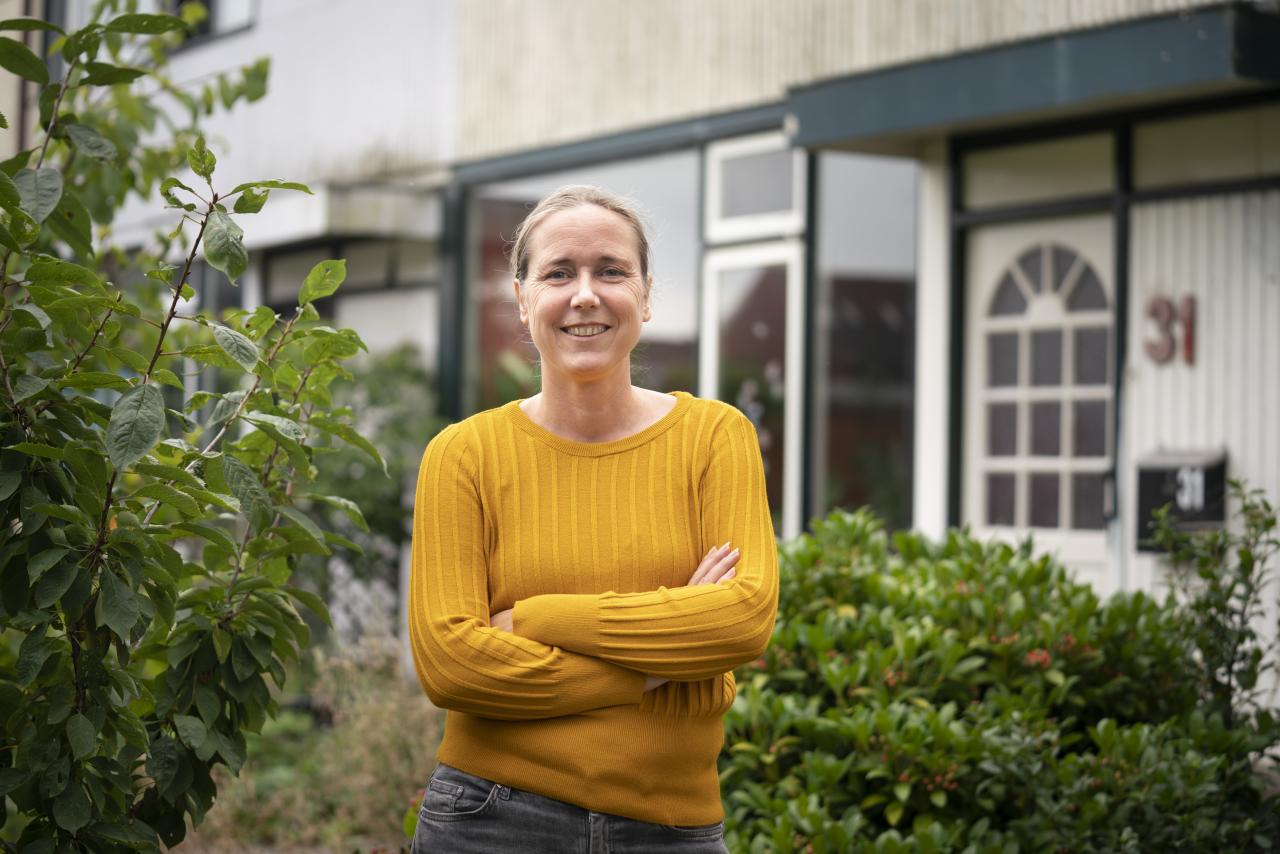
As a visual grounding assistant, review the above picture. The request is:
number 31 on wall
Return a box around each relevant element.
[1144,295,1196,366]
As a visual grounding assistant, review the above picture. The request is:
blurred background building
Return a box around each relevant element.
[6,0,1279,630]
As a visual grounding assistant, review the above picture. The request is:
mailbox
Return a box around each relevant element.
[1136,450,1227,552]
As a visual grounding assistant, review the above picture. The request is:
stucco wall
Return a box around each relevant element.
[458,0,1226,160]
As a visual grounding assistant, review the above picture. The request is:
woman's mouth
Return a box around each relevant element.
[562,324,610,337]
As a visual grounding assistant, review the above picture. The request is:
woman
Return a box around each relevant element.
[407,185,778,853]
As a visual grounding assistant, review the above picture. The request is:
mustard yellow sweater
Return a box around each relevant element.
[407,391,778,825]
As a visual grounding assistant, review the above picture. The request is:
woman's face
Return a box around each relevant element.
[514,204,651,385]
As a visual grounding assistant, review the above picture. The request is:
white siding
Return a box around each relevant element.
[459,0,1222,160]
[1125,191,1280,678]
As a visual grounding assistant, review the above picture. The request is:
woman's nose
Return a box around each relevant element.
[570,271,599,309]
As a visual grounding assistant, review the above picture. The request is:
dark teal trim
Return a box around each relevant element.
[787,3,1280,150]
[452,104,786,186]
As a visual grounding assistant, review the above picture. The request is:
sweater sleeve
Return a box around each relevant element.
[407,424,646,720]
[512,406,779,681]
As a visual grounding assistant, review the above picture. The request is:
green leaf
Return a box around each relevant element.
[0,767,27,796]
[195,685,220,727]
[0,109,5,128]
[0,168,19,209]
[64,122,118,161]
[305,492,369,533]
[6,441,62,460]
[159,177,196,210]
[132,482,200,518]
[26,256,100,288]
[221,455,271,529]
[26,547,68,582]
[105,13,187,34]
[0,18,65,33]
[299,259,345,305]
[215,729,246,774]
[53,782,91,832]
[277,506,328,553]
[894,782,911,802]
[187,135,216,181]
[212,628,231,663]
[34,559,77,607]
[930,789,947,808]
[0,470,19,500]
[1046,668,1066,686]
[310,415,387,476]
[107,384,165,469]
[13,167,62,222]
[134,462,203,489]
[173,521,238,554]
[0,36,48,85]
[203,211,245,284]
[152,367,184,391]
[173,714,207,750]
[66,713,96,759]
[885,802,903,827]
[146,737,180,792]
[47,188,94,257]
[211,323,258,372]
[79,61,145,86]
[57,371,133,392]
[246,411,304,442]
[96,569,140,640]
[229,179,312,196]
[232,187,268,214]
[14,302,50,329]
[284,585,331,626]
[16,628,52,685]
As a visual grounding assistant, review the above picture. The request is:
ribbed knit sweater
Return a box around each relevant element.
[407,391,778,826]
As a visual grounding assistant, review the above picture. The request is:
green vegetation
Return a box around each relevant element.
[0,3,382,849]
[720,491,1280,853]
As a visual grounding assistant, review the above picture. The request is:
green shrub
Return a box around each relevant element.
[720,508,1280,853]
[183,635,441,851]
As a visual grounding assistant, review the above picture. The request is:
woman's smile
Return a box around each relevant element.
[562,323,611,338]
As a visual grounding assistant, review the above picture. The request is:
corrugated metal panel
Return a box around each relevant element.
[458,0,1224,160]
[1125,192,1280,627]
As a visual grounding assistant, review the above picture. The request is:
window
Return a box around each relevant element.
[705,132,806,244]
[811,152,918,530]
[977,241,1112,531]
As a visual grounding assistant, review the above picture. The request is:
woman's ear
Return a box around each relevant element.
[642,275,653,323]
[512,279,528,325]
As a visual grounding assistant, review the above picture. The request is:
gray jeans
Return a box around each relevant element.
[411,763,729,853]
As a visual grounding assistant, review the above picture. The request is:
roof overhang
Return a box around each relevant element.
[785,2,1280,155]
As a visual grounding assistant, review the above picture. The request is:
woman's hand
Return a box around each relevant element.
[490,609,513,632]
[687,542,740,586]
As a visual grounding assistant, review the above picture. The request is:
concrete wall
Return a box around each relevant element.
[457,0,1223,160]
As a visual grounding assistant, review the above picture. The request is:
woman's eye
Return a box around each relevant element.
[545,270,570,280]
[602,268,625,278]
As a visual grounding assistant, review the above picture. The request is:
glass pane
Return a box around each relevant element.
[812,152,918,530]
[989,273,1026,316]
[343,241,392,290]
[216,0,254,32]
[987,332,1018,387]
[722,149,794,218]
[987,473,1015,526]
[1067,266,1108,310]
[1030,401,1060,456]
[1073,400,1108,457]
[1072,473,1106,529]
[1016,247,1043,293]
[719,265,788,530]
[1051,245,1078,292]
[1074,327,1109,385]
[1031,330,1062,386]
[1029,473,1060,528]
[267,247,330,307]
[987,403,1016,456]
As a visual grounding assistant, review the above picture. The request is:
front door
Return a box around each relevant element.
[963,214,1115,591]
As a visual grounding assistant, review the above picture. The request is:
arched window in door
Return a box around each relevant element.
[981,243,1112,531]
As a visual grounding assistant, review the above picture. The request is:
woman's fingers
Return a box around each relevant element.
[688,542,740,586]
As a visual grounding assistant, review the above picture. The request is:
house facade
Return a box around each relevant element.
[13,2,1280,619]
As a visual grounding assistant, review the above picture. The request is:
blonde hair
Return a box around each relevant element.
[508,185,652,282]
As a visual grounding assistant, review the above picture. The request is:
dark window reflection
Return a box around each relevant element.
[717,265,787,530]
[812,152,917,530]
